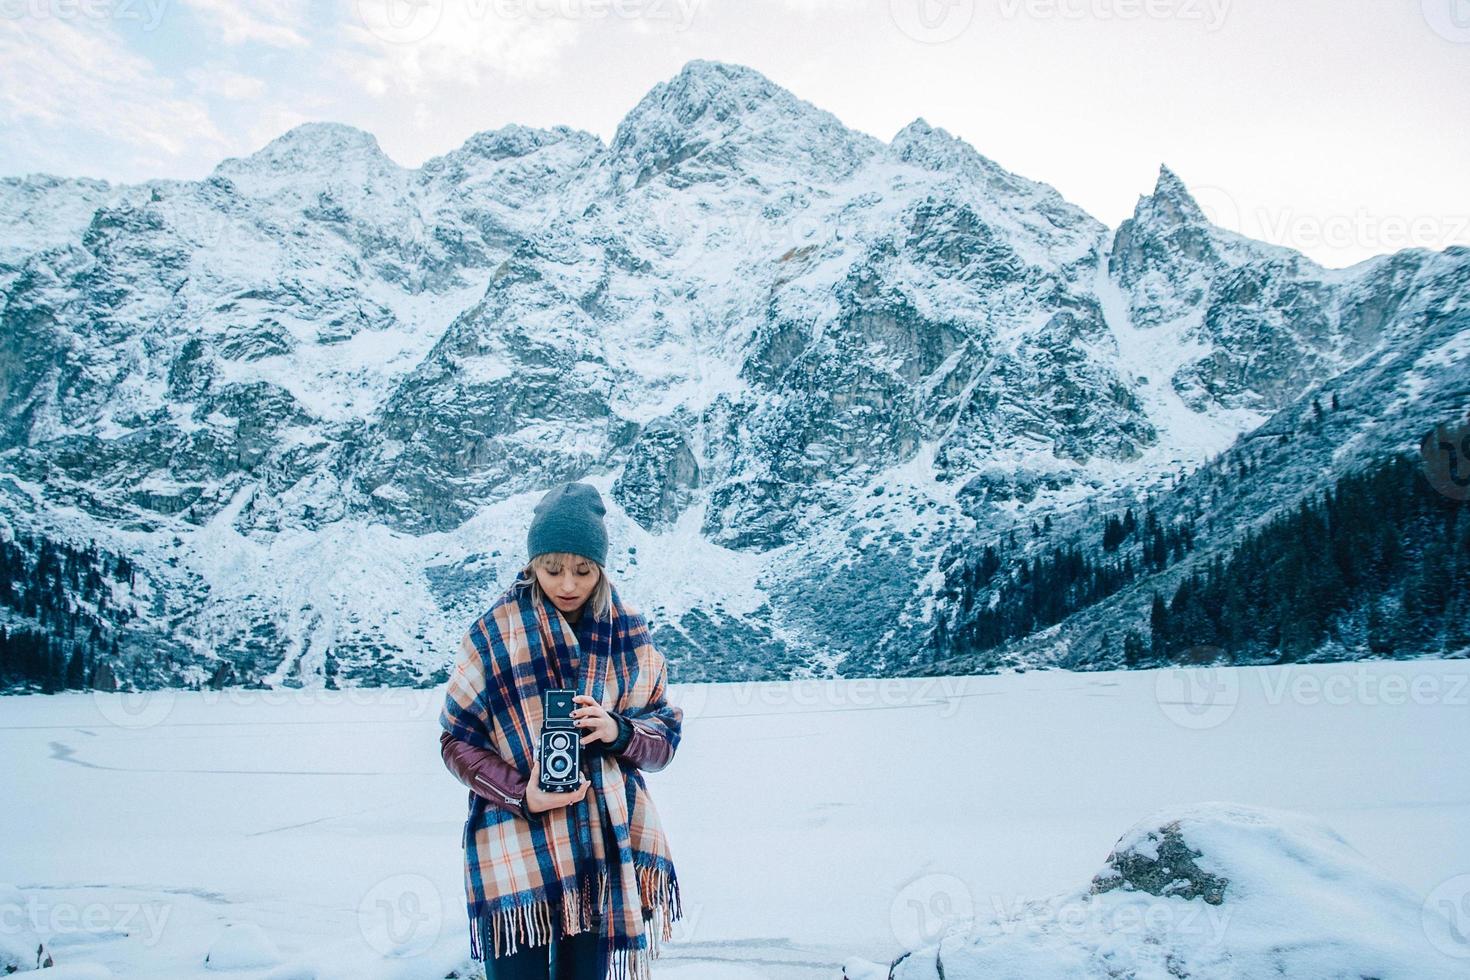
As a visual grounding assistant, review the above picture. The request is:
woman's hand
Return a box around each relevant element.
[571,694,619,746]
[524,752,589,814]
[521,696,614,815]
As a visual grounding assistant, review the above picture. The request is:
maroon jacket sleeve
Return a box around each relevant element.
[606,710,675,772]
[439,730,537,821]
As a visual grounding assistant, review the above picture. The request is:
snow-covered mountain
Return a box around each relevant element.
[1,58,1466,691]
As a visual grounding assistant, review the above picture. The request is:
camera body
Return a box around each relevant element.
[536,688,583,793]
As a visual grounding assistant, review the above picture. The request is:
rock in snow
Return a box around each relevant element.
[0,882,55,972]
[874,803,1468,979]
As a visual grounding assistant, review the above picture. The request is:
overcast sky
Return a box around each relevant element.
[2,0,1466,268]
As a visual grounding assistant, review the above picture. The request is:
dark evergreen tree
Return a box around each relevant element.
[1123,629,1147,667]
[1147,453,1466,663]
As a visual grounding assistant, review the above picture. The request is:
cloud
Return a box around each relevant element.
[185,66,270,101]
[776,0,867,17]
[333,0,593,96]
[180,0,311,48]
[0,15,227,175]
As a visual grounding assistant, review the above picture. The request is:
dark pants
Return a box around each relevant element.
[482,915,610,980]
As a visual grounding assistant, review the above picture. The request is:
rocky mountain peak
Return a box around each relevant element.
[440,123,600,163]
[891,116,992,172]
[608,58,880,188]
[211,121,402,190]
[1135,163,1209,229]
[615,59,790,134]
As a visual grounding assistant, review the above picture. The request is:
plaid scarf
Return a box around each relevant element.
[439,576,684,980]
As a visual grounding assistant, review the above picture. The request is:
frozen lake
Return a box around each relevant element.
[3,657,1467,977]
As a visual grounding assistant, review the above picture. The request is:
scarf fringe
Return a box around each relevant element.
[470,860,684,979]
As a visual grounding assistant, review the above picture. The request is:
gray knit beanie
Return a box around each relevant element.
[527,481,608,566]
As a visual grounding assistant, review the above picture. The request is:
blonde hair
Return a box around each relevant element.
[514,552,613,623]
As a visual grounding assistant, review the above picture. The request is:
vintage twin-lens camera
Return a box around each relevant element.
[536,688,584,793]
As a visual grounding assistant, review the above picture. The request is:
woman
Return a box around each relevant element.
[438,481,685,980]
